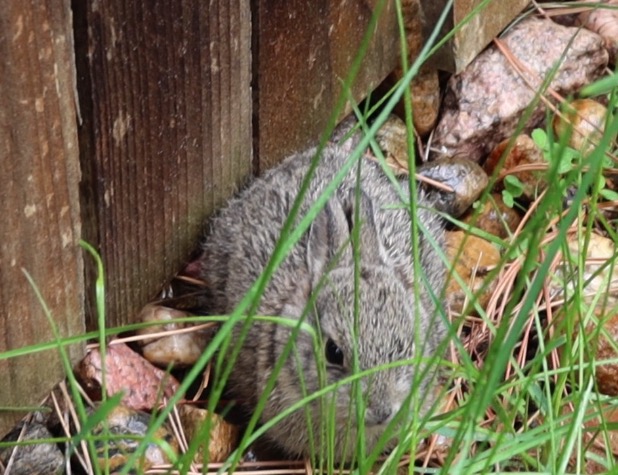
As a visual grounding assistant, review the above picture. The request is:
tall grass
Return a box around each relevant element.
[3,1,618,474]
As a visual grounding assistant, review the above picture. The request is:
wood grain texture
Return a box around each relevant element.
[424,0,531,72]
[74,0,252,327]
[256,0,399,171]
[452,0,530,71]
[0,0,84,435]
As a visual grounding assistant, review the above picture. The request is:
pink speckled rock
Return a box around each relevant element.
[433,17,608,162]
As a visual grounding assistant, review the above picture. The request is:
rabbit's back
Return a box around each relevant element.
[199,148,311,316]
[200,146,440,308]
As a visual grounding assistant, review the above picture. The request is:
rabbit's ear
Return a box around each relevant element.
[306,192,386,284]
[350,192,387,267]
[306,197,352,285]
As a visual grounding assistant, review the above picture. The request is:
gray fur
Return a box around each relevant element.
[197,143,447,461]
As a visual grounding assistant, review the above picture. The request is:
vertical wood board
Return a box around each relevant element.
[74,0,252,328]
[424,0,531,72]
[453,0,530,70]
[0,0,84,435]
[256,0,400,171]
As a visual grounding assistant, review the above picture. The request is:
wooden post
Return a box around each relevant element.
[73,0,253,328]
[0,0,84,435]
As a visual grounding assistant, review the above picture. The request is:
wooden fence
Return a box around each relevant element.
[0,0,528,436]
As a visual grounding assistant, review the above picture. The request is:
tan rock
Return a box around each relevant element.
[551,233,618,306]
[553,99,608,156]
[462,193,522,239]
[179,405,240,464]
[136,303,212,367]
[445,230,501,313]
[484,134,548,200]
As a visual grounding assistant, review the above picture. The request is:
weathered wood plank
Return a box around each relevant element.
[0,0,84,435]
[452,0,530,71]
[255,0,400,171]
[74,0,253,328]
[424,0,531,72]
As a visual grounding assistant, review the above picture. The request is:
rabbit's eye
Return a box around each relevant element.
[343,205,354,233]
[325,338,344,366]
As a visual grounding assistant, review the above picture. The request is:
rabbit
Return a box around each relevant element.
[195,132,447,462]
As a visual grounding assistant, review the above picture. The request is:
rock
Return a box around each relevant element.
[379,0,439,135]
[410,68,441,135]
[370,0,440,135]
[553,98,608,155]
[418,156,489,217]
[445,230,501,314]
[0,421,64,475]
[484,134,548,201]
[551,232,618,307]
[433,17,608,162]
[462,193,522,239]
[179,405,240,463]
[578,0,618,64]
[387,67,440,136]
[374,115,410,173]
[78,342,180,412]
[89,404,178,472]
[400,0,424,60]
[136,303,212,367]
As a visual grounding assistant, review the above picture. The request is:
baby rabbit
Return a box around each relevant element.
[196,133,447,461]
